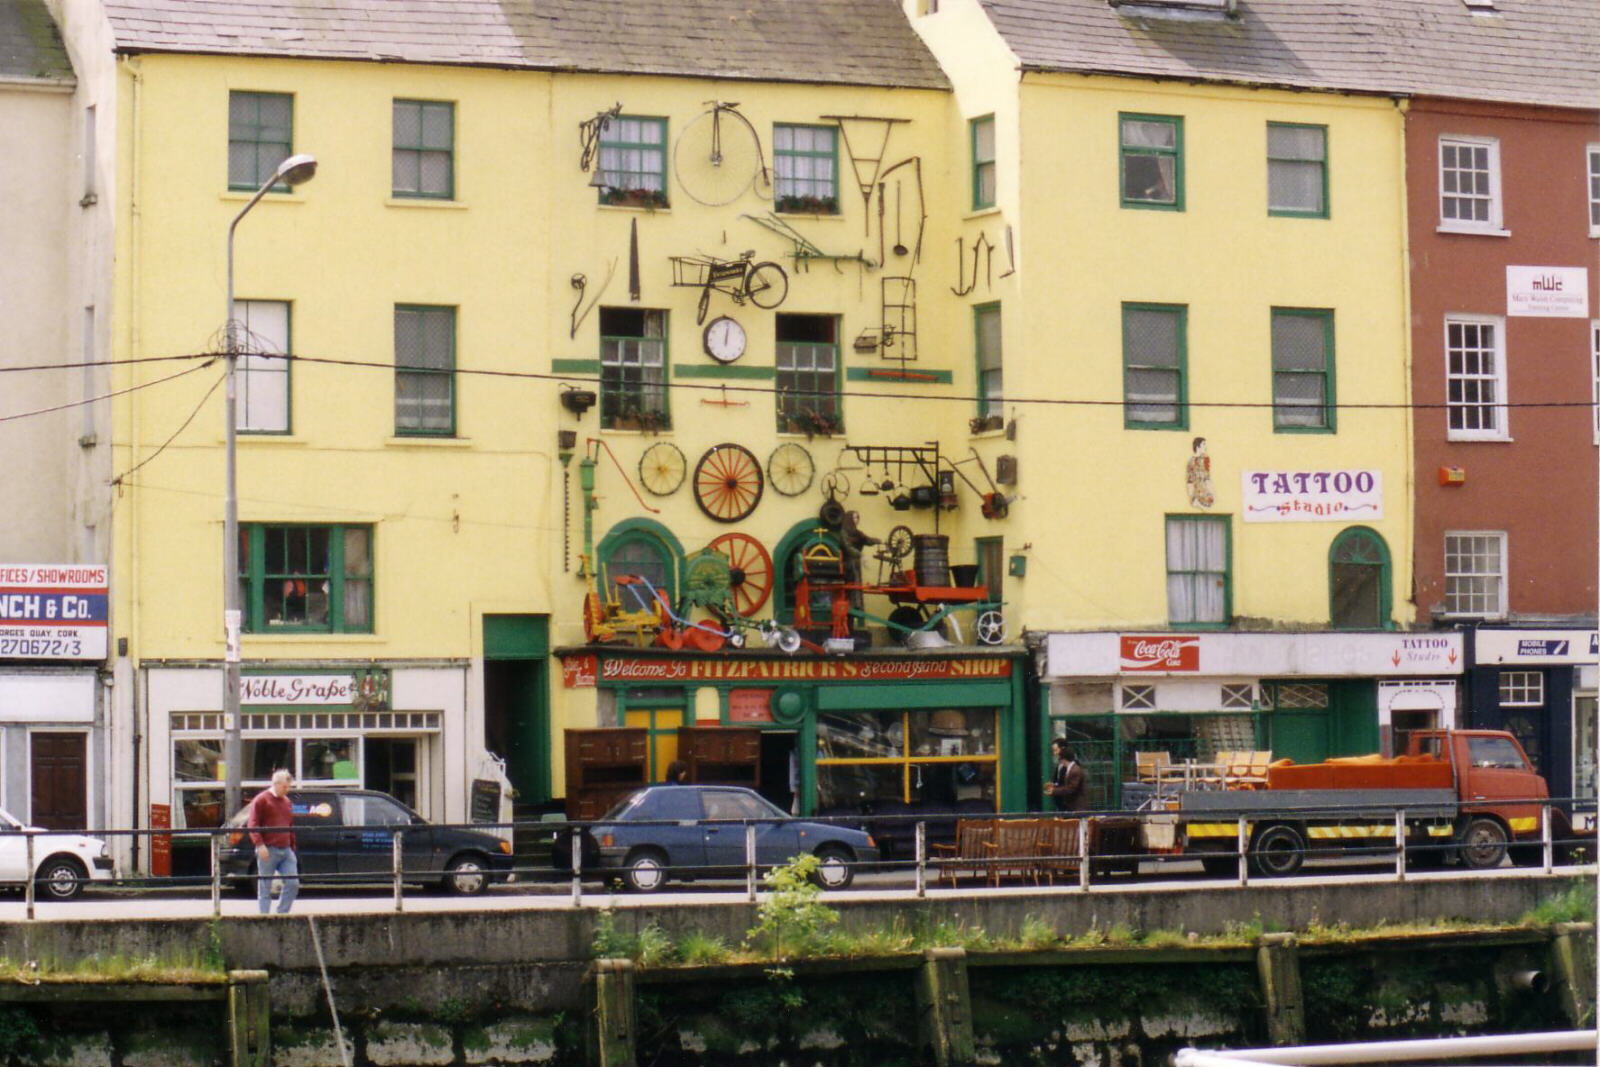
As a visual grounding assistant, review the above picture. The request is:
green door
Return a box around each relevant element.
[483,615,551,804]
[1329,680,1379,756]
[1270,711,1329,765]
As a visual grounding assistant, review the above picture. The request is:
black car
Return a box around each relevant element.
[222,789,514,895]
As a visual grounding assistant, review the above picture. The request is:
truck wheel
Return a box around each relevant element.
[1458,818,1508,869]
[1249,824,1306,877]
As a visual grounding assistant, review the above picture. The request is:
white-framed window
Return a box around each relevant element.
[1592,320,1599,443]
[1588,144,1599,236]
[1444,314,1508,440]
[234,300,290,433]
[1443,530,1507,618]
[1498,670,1544,707]
[1438,135,1502,233]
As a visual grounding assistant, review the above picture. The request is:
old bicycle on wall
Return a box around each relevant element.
[670,250,788,324]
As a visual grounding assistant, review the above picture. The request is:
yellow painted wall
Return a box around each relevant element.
[1005,75,1413,632]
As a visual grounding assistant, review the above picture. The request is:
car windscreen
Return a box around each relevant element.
[600,791,649,821]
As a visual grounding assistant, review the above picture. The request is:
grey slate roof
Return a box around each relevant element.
[987,0,1598,111]
[100,0,950,91]
[0,0,73,82]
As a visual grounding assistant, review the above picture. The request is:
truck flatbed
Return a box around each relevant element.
[1178,788,1458,820]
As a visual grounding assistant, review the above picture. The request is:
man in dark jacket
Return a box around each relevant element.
[1044,738,1089,812]
[247,769,298,914]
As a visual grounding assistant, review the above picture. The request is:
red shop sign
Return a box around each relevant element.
[1119,635,1200,672]
[562,654,598,689]
[727,689,774,724]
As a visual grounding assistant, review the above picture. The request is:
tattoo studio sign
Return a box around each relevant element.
[1242,469,1382,523]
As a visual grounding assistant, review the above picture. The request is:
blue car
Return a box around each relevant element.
[586,785,878,892]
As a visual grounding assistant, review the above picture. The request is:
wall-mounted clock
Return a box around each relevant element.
[703,315,747,363]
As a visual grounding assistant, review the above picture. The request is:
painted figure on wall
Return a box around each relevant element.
[1186,437,1215,509]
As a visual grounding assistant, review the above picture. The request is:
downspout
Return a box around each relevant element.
[1394,96,1416,628]
[125,55,144,870]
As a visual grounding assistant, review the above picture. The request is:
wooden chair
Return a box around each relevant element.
[1033,818,1081,886]
[931,818,995,887]
[1134,751,1171,784]
[985,818,1041,886]
[1224,750,1272,790]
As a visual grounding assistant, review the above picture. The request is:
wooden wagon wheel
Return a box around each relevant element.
[693,443,764,523]
[708,532,774,616]
[638,442,686,497]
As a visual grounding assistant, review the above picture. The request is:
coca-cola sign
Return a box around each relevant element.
[1120,636,1200,672]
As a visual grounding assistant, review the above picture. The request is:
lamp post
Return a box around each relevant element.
[223,153,317,816]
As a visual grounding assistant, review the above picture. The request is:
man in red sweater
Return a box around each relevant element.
[247,769,298,914]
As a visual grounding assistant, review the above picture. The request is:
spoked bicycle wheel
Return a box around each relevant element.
[741,262,788,309]
[674,105,764,206]
[693,443,765,522]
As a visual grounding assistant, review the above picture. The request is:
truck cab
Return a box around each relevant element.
[1409,729,1550,866]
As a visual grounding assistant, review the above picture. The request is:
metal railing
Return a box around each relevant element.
[0,793,1590,917]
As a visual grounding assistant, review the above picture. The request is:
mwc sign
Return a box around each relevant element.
[1120,636,1201,672]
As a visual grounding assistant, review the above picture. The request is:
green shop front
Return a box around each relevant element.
[556,648,1028,823]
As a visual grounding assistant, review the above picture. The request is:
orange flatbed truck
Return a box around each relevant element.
[1154,730,1582,877]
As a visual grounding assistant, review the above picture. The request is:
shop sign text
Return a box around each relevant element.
[1242,470,1382,523]
[1506,266,1589,318]
[1120,636,1200,672]
[0,563,108,661]
[562,654,598,689]
[1388,637,1458,669]
[587,657,1011,684]
[240,674,356,706]
[728,689,774,723]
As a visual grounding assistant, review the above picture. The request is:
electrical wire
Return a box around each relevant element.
[110,370,226,489]
[0,358,217,426]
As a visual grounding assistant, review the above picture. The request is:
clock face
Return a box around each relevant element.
[703,316,747,363]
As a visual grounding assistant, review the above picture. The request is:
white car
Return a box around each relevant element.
[0,810,114,901]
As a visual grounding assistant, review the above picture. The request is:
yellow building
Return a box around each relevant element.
[907,0,1469,794]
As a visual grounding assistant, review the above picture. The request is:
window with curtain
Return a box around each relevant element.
[1267,123,1327,217]
[1121,114,1183,209]
[1123,304,1186,428]
[234,300,290,433]
[394,305,456,435]
[1272,308,1334,431]
[1166,516,1228,625]
[971,116,996,209]
[600,308,669,429]
[392,99,454,199]
[974,303,1002,419]
[773,124,838,214]
[228,91,292,190]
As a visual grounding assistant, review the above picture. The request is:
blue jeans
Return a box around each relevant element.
[256,846,299,914]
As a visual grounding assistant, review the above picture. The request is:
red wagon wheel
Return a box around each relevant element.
[693,444,764,523]
[708,532,774,616]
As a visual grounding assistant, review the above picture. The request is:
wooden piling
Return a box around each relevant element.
[915,947,975,1066]
[227,969,271,1067]
[1256,933,1305,1047]
[587,958,637,1067]
[1548,922,1595,1028]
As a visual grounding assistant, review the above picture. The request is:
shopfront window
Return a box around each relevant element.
[815,707,998,812]
[1575,696,1596,814]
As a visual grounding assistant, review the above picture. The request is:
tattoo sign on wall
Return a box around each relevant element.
[0,563,107,660]
[1241,469,1382,523]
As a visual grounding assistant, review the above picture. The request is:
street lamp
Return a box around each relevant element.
[223,153,317,816]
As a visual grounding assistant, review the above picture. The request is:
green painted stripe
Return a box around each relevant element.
[846,367,954,384]
[817,679,1011,710]
[551,359,600,374]
[673,364,776,380]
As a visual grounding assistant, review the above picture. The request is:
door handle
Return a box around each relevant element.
[1471,794,1487,801]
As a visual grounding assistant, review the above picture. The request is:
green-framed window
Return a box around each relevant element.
[234,300,291,434]
[394,305,456,436]
[975,536,1004,603]
[597,519,683,607]
[1267,122,1327,217]
[1166,514,1229,627]
[971,115,996,210]
[773,124,838,214]
[596,116,667,207]
[1122,303,1187,429]
[1329,527,1391,630]
[600,308,670,430]
[228,91,292,191]
[1120,113,1183,210]
[776,314,841,434]
[239,524,373,633]
[392,99,454,199]
[974,302,1002,419]
[1271,308,1335,432]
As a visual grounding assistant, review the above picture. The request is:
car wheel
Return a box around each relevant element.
[624,848,669,893]
[37,856,87,902]
[1458,818,1509,870]
[443,854,489,896]
[1248,824,1306,877]
[811,846,854,890]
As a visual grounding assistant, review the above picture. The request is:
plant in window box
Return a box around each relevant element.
[775,194,838,215]
[969,414,1004,435]
[782,408,842,438]
[599,186,669,209]
[611,401,670,434]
